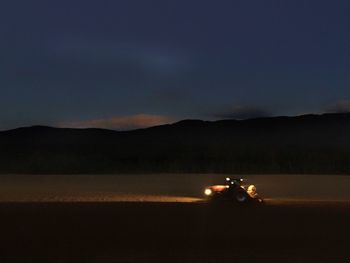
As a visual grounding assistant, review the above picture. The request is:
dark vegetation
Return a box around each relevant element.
[1,113,350,174]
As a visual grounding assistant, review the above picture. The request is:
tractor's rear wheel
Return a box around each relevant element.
[235,190,248,203]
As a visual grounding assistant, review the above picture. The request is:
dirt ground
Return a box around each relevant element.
[0,174,349,262]
[0,174,350,202]
[0,201,349,263]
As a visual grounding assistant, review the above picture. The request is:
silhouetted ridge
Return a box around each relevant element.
[1,113,350,174]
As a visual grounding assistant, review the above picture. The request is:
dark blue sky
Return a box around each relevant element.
[1,0,350,130]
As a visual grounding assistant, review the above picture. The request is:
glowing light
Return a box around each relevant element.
[226,177,231,181]
[247,184,257,198]
[212,185,228,191]
[204,188,212,196]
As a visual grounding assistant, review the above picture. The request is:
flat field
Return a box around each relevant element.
[0,174,349,262]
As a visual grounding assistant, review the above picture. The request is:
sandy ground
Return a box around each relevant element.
[0,174,349,262]
[0,174,350,202]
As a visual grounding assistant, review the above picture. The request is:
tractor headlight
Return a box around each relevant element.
[204,188,212,196]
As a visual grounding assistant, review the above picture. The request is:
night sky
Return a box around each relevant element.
[1,0,350,130]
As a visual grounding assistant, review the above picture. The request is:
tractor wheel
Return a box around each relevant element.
[235,190,248,203]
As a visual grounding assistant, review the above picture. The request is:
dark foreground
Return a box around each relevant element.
[1,202,349,263]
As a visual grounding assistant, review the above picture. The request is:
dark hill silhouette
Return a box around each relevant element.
[1,113,350,174]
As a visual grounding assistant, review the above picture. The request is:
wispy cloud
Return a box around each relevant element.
[59,114,176,130]
[325,100,350,113]
[52,39,190,75]
[212,105,272,120]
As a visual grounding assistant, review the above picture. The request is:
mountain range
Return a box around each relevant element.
[1,113,350,174]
